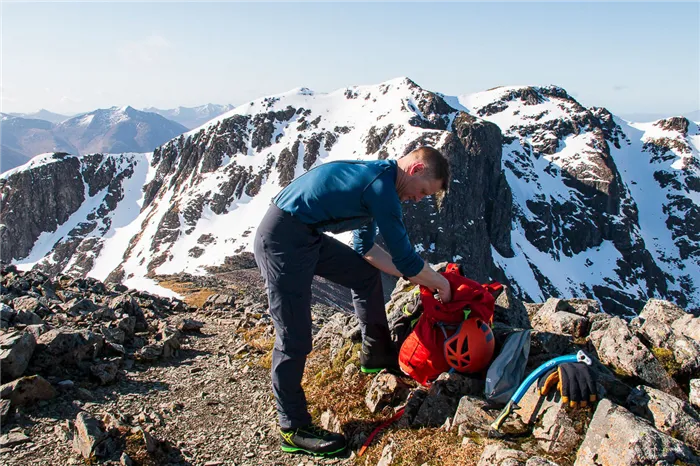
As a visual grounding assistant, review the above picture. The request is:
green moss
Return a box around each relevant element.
[651,347,682,377]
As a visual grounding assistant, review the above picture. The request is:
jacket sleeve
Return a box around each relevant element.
[353,220,377,256]
[361,174,424,276]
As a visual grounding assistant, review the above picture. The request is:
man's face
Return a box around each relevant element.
[399,173,444,203]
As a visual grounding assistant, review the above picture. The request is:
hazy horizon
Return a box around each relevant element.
[3,2,699,119]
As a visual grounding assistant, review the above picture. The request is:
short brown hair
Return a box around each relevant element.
[412,146,450,191]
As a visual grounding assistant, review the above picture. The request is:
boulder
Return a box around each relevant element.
[588,317,682,397]
[203,293,235,310]
[32,328,104,370]
[72,412,109,459]
[12,296,50,316]
[477,443,528,466]
[532,400,583,456]
[14,310,44,325]
[365,372,410,414]
[0,432,30,447]
[90,361,119,385]
[574,399,699,465]
[177,318,204,332]
[530,298,590,338]
[627,385,700,450]
[0,375,56,407]
[451,395,494,435]
[638,310,700,375]
[0,331,36,380]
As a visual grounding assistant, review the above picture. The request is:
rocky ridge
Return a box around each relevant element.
[1,263,699,465]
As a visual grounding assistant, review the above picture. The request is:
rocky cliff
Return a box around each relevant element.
[1,78,698,316]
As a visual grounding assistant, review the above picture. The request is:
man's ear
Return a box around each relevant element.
[409,162,426,176]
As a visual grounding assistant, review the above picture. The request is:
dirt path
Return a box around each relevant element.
[1,311,355,466]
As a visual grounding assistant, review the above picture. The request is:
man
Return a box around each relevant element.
[253,146,452,457]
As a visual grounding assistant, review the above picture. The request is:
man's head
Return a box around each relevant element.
[396,146,450,203]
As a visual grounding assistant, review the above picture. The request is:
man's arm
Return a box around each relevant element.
[363,244,452,302]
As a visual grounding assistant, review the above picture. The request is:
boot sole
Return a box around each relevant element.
[360,366,383,374]
[280,444,347,457]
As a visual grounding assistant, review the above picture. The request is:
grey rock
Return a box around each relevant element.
[0,303,14,328]
[638,310,700,375]
[203,293,235,309]
[24,324,49,339]
[0,432,30,447]
[177,318,204,332]
[530,298,589,338]
[494,285,531,329]
[396,388,428,428]
[627,385,700,450]
[412,390,458,428]
[136,344,163,361]
[0,375,56,407]
[14,310,43,325]
[477,443,528,466]
[160,327,181,358]
[62,298,98,316]
[532,400,582,455]
[12,296,46,314]
[0,399,11,424]
[691,379,700,409]
[0,331,36,380]
[574,399,699,465]
[588,317,682,397]
[120,452,134,466]
[72,412,108,459]
[32,328,104,369]
[108,295,147,331]
[101,326,126,344]
[515,383,562,426]
[365,372,410,414]
[90,361,119,385]
[526,459,560,466]
[320,410,341,434]
[377,439,395,466]
[431,371,485,398]
[451,395,494,435]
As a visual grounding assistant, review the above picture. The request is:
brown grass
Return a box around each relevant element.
[358,427,483,466]
[301,342,485,464]
[158,279,219,308]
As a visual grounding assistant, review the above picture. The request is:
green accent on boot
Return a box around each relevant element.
[360,366,384,374]
[280,443,346,457]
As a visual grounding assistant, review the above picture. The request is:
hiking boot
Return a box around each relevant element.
[279,424,347,456]
[360,344,401,375]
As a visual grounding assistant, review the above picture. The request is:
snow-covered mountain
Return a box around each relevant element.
[1,78,698,316]
[142,104,235,130]
[0,107,188,173]
[55,106,188,155]
[7,109,71,124]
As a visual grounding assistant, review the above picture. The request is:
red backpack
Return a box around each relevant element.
[398,263,502,386]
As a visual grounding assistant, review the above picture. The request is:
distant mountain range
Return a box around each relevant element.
[142,104,235,129]
[0,107,188,172]
[7,109,71,124]
[1,78,698,317]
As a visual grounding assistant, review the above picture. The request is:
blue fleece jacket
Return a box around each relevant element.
[273,160,424,277]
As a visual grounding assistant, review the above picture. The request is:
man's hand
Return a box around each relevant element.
[408,262,452,303]
[435,275,451,303]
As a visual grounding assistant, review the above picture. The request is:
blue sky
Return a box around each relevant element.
[3,2,698,119]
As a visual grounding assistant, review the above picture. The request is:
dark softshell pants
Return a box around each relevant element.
[254,204,392,429]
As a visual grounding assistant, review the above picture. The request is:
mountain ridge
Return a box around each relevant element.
[1,77,698,316]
